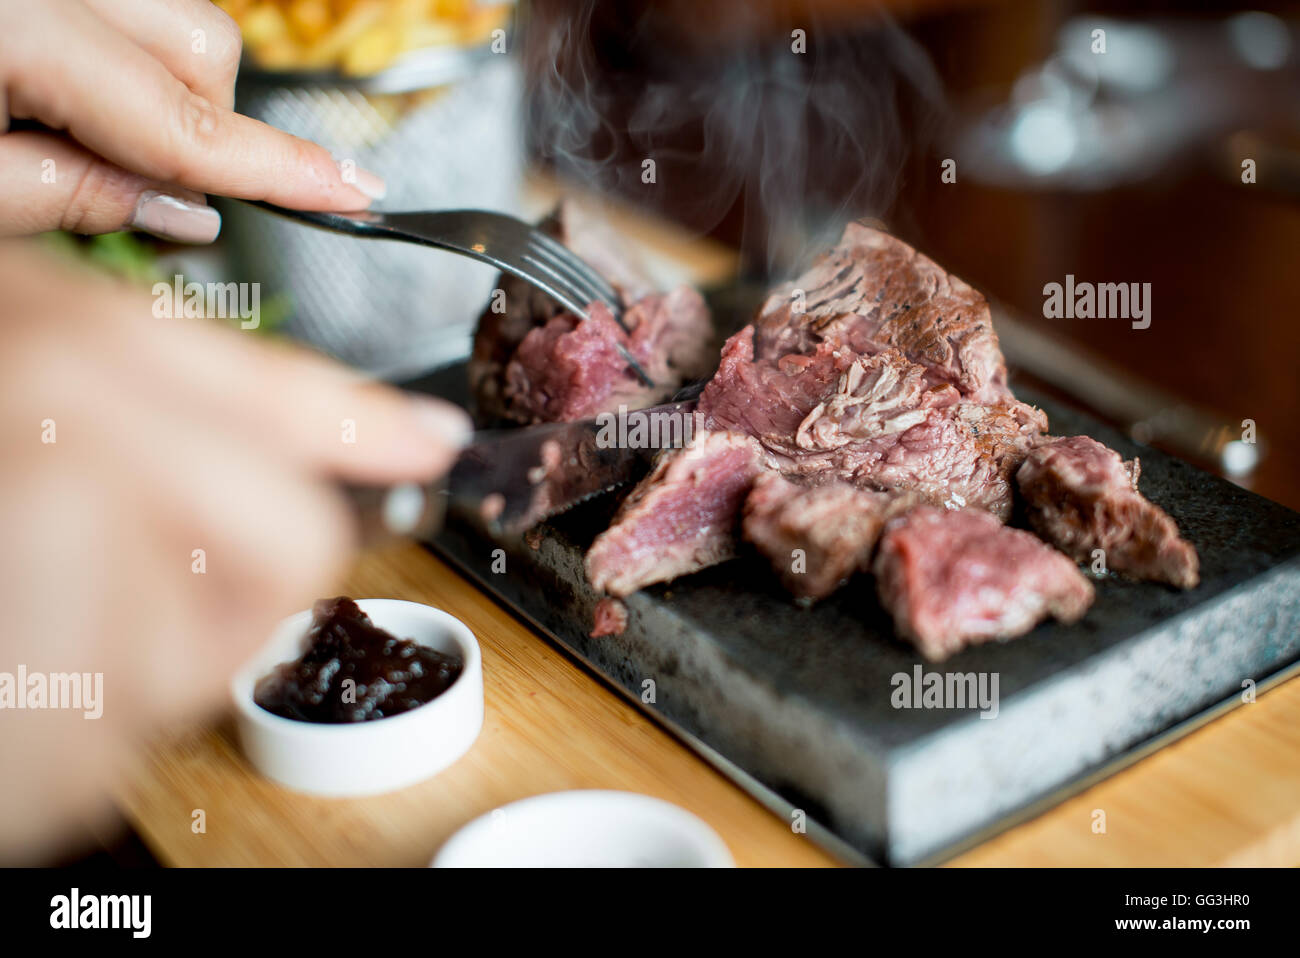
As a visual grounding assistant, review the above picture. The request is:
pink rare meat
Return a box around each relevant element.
[874,506,1095,661]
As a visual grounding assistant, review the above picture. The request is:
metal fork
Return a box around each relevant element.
[245,202,655,386]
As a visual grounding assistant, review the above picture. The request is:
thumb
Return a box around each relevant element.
[0,131,219,243]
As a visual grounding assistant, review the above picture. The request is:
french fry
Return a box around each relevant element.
[216,0,256,20]
[402,21,460,51]
[239,4,291,49]
[341,22,401,76]
[394,0,434,19]
[255,37,308,70]
[459,3,509,46]
[433,0,470,20]
[288,0,332,43]
[298,0,385,70]
[222,0,508,74]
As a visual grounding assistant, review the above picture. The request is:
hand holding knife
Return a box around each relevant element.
[345,392,703,544]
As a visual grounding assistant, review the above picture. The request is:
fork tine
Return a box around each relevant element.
[461,219,653,386]
[457,217,598,313]
[380,209,618,316]
[516,251,603,317]
[512,251,652,387]
[260,204,654,386]
[526,249,622,332]
[528,230,622,312]
[526,236,618,314]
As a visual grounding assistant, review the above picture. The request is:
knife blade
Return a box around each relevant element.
[344,397,703,543]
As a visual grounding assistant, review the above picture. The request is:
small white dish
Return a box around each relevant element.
[231,598,483,797]
[432,790,734,867]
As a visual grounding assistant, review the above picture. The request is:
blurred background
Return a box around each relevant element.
[68,0,1300,510]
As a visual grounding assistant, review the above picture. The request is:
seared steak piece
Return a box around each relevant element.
[586,431,764,597]
[1016,435,1200,589]
[586,223,1048,602]
[469,208,572,422]
[754,222,1016,405]
[590,598,629,638]
[503,290,713,424]
[698,326,1044,519]
[743,475,908,601]
[874,506,1095,661]
[469,202,714,424]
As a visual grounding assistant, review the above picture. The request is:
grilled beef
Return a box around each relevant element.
[742,475,908,601]
[469,202,714,424]
[590,597,629,638]
[698,326,1044,519]
[874,506,1095,660]
[1016,435,1199,589]
[586,222,1047,605]
[503,291,712,423]
[586,431,764,597]
[461,217,1195,657]
[753,222,1016,405]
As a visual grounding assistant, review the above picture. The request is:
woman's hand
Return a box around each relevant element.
[0,0,385,242]
[0,242,470,862]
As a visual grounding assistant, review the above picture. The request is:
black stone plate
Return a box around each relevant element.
[401,361,1300,866]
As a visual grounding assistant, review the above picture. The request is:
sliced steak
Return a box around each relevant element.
[586,431,764,597]
[743,474,907,601]
[589,598,629,638]
[499,289,713,424]
[754,222,1015,405]
[502,303,646,423]
[586,226,1046,600]
[469,271,559,423]
[1016,435,1200,589]
[469,207,572,422]
[697,326,863,445]
[698,326,1044,519]
[860,399,1044,518]
[469,202,713,424]
[874,506,1095,661]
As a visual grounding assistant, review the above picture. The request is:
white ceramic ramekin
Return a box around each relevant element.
[432,791,735,867]
[231,598,483,797]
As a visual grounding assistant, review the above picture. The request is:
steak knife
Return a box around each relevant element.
[345,397,702,543]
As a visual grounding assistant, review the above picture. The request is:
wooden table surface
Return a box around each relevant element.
[118,545,835,867]
[117,543,1300,868]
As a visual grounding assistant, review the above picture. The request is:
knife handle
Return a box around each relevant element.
[341,480,447,547]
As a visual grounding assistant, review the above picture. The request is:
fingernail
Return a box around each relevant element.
[409,396,472,449]
[338,161,386,201]
[129,191,221,244]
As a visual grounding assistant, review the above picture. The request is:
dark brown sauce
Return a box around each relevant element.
[254,597,463,723]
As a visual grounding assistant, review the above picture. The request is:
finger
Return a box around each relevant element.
[1,249,467,485]
[82,0,243,110]
[94,396,353,718]
[0,132,220,241]
[2,360,351,718]
[175,329,475,484]
[41,274,471,483]
[9,324,355,692]
[7,1,384,210]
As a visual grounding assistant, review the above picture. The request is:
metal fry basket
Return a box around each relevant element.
[223,43,524,378]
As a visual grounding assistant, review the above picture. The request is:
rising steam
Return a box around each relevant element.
[522,0,945,277]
